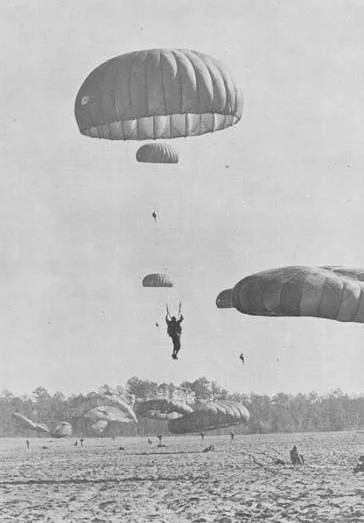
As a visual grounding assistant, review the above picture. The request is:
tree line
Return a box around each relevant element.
[1,377,363,437]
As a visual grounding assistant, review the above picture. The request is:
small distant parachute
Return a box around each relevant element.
[12,412,49,434]
[75,49,242,143]
[137,143,179,164]
[168,400,250,434]
[91,419,109,434]
[134,398,193,421]
[218,266,364,323]
[52,422,73,438]
[84,405,137,425]
[142,273,174,288]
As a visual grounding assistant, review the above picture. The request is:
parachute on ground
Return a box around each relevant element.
[52,422,73,438]
[91,419,109,434]
[321,266,364,282]
[218,266,364,323]
[142,273,174,288]
[82,392,138,424]
[168,400,250,434]
[134,398,193,421]
[136,143,179,164]
[216,288,233,309]
[75,49,242,142]
[12,412,50,434]
[84,405,137,424]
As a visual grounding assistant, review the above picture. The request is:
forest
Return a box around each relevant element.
[1,377,363,437]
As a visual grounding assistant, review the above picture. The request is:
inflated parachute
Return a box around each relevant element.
[219,266,364,323]
[12,412,50,434]
[322,266,364,282]
[83,392,138,424]
[91,419,109,433]
[84,405,137,424]
[168,400,250,434]
[134,398,193,421]
[136,143,179,164]
[52,422,73,438]
[75,49,242,141]
[142,273,174,288]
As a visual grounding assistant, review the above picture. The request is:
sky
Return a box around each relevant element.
[0,0,364,397]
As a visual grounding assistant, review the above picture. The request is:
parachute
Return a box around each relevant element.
[75,49,242,142]
[83,392,138,424]
[142,273,174,288]
[136,143,179,164]
[12,412,50,434]
[84,405,137,424]
[91,419,109,434]
[216,288,233,309]
[52,422,73,438]
[168,400,250,434]
[134,398,193,421]
[219,266,364,323]
[321,266,364,282]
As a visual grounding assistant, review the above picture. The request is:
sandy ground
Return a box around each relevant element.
[0,431,363,522]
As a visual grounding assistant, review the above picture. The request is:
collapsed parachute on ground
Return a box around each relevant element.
[52,422,73,438]
[12,412,50,434]
[168,400,250,434]
[217,266,364,323]
[75,49,242,142]
[136,143,179,164]
[134,398,193,421]
[84,405,137,425]
[142,274,174,288]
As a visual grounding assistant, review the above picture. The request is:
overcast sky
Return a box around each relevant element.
[0,0,364,397]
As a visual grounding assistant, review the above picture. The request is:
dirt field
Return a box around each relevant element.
[0,431,363,522]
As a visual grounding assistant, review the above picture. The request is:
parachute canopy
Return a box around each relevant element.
[84,405,137,424]
[222,265,364,323]
[75,49,242,141]
[168,400,250,434]
[322,266,364,282]
[134,398,193,421]
[52,422,72,438]
[13,412,50,434]
[91,419,109,434]
[81,392,138,424]
[216,288,234,309]
[136,143,179,164]
[142,273,174,288]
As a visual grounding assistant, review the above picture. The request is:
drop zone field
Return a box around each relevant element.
[1,432,363,522]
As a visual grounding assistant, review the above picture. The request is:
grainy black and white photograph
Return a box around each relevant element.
[1,1,364,521]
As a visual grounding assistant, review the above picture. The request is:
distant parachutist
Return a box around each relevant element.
[165,303,184,360]
[152,211,157,223]
[155,322,159,328]
[239,353,245,365]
